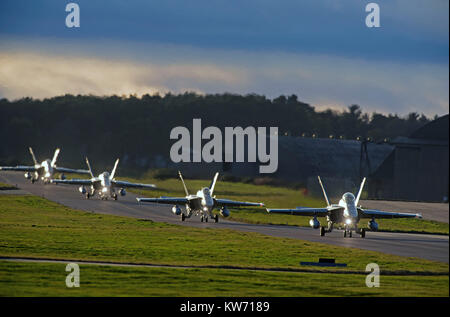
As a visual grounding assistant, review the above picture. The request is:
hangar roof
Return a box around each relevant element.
[410,114,449,141]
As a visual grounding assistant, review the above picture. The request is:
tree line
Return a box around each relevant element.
[0,93,432,175]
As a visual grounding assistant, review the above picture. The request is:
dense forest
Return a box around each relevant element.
[0,93,434,174]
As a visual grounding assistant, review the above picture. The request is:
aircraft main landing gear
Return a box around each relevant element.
[320,222,333,237]
[320,226,326,236]
[360,228,366,238]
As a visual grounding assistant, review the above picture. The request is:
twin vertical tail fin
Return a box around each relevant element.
[111,159,119,179]
[85,157,95,178]
[209,172,219,196]
[355,177,366,206]
[29,147,38,166]
[317,176,331,206]
[178,171,190,196]
[51,148,60,167]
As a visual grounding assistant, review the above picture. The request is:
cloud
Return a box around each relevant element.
[0,42,448,116]
[0,0,448,62]
[250,53,449,116]
[0,50,248,99]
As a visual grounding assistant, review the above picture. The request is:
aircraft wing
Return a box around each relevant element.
[50,178,93,185]
[214,198,264,208]
[54,166,91,174]
[267,207,331,216]
[136,197,189,204]
[0,165,36,172]
[359,209,422,219]
[267,205,344,216]
[112,180,156,189]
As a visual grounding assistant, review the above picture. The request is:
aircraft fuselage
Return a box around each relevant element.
[184,187,215,219]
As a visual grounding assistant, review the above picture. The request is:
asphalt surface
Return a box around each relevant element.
[1,171,448,263]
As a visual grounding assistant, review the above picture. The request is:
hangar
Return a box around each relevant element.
[173,135,393,199]
[368,115,449,202]
[167,115,449,203]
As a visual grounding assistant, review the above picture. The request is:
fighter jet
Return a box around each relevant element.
[51,158,156,200]
[267,176,422,238]
[136,171,265,222]
[0,147,90,184]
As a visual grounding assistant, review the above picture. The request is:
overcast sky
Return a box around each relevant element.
[0,0,448,116]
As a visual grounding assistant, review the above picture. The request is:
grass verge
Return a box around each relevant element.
[0,195,447,273]
[0,261,448,297]
[0,194,448,296]
[0,182,17,190]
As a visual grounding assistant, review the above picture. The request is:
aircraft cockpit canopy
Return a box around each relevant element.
[343,192,355,203]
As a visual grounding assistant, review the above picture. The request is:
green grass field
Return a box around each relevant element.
[0,182,17,190]
[126,176,449,235]
[0,194,448,296]
[0,261,447,297]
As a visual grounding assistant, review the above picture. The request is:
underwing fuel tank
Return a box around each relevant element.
[172,205,182,215]
[309,217,320,229]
